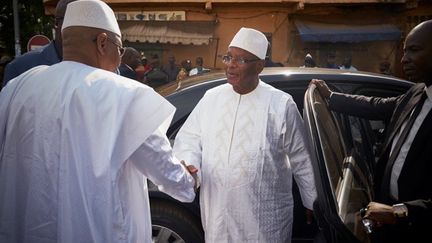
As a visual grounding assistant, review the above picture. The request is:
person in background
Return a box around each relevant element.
[176,59,192,81]
[310,19,432,243]
[136,57,154,83]
[2,0,76,87]
[339,55,357,71]
[118,47,141,80]
[379,60,392,75]
[0,0,197,242]
[142,57,153,76]
[324,52,338,69]
[146,57,169,88]
[264,56,283,67]
[0,55,12,87]
[300,53,316,68]
[173,27,316,243]
[162,54,180,82]
[189,56,210,76]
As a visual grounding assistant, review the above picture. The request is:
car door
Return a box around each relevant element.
[303,84,376,243]
[303,78,413,243]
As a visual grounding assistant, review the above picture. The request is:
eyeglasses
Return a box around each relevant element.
[106,37,125,56]
[222,55,261,65]
[93,36,125,56]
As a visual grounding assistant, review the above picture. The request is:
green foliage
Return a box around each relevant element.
[0,0,54,56]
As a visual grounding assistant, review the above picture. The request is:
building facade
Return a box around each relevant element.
[43,0,431,77]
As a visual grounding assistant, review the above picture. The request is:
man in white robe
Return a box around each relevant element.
[0,1,196,242]
[173,27,317,242]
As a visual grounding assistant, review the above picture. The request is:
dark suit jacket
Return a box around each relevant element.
[3,41,61,87]
[329,83,432,242]
[118,63,137,80]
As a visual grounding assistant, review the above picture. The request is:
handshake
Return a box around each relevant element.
[180,160,199,191]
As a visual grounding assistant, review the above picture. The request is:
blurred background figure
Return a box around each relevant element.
[339,55,357,71]
[140,57,154,82]
[189,56,210,76]
[176,59,192,81]
[264,55,284,67]
[135,56,151,82]
[379,60,392,75]
[162,54,180,82]
[146,54,169,88]
[300,53,316,68]
[325,52,338,69]
[118,47,141,80]
[0,55,12,87]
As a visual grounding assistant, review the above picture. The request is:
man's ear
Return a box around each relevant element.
[95,32,109,56]
[256,60,265,73]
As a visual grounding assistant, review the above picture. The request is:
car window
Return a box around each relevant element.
[311,89,345,192]
[352,86,407,162]
[305,85,373,242]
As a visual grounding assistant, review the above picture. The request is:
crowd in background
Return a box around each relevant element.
[299,52,393,75]
[0,46,395,90]
[117,48,212,89]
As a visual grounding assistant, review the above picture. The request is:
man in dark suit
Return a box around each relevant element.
[118,47,141,80]
[2,0,76,87]
[311,20,432,242]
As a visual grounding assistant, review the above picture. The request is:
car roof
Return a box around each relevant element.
[157,67,411,97]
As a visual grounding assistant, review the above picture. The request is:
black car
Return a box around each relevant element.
[149,67,413,243]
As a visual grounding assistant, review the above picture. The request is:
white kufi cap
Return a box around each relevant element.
[62,0,121,37]
[229,27,268,60]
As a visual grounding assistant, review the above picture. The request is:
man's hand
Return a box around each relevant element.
[310,79,332,99]
[363,202,398,227]
[180,160,199,191]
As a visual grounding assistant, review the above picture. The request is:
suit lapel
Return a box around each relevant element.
[401,106,432,172]
[393,91,423,134]
[381,85,425,157]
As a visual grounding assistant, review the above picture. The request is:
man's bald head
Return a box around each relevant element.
[402,20,432,85]
[63,26,122,72]
[61,0,123,72]
[62,26,102,61]
[408,19,432,37]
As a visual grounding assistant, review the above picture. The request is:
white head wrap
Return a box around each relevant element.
[229,27,268,60]
[61,0,121,37]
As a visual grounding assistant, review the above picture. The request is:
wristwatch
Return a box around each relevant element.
[392,203,408,219]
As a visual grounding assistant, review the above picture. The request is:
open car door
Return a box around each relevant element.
[303,84,374,243]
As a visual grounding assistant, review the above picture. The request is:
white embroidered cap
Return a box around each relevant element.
[61,0,121,37]
[229,27,268,59]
